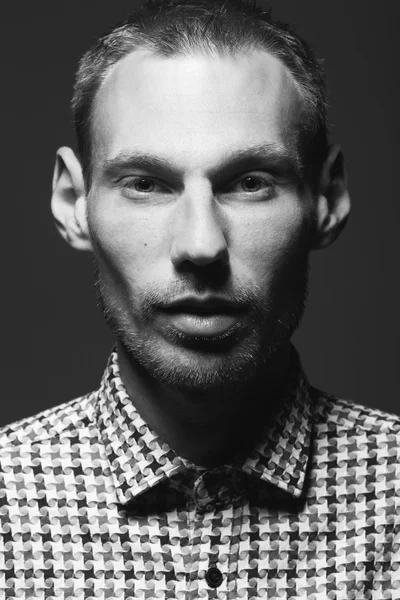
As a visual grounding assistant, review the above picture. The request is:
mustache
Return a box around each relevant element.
[137,281,266,319]
[92,246,275,324]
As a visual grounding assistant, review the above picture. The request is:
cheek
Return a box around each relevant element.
[88,197,167,289]
[230,200,311,284]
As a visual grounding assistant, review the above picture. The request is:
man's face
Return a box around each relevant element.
[87,49,314,390]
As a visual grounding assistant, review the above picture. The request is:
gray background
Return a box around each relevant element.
[1,1,399,426]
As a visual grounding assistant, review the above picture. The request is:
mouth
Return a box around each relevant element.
[156,297,246,338]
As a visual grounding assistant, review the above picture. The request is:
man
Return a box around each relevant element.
[0,0,398,597]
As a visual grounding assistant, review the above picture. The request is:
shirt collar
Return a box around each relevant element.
[240,359,313,498]
[97,348,313,504]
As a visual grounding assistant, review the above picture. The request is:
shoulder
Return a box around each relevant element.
[0,390,99,452]
[311,387,400,471]
[312,387,400,435]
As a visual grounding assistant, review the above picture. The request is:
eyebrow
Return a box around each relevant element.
[100,142,301,185]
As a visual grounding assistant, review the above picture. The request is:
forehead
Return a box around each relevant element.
[92,48,302,169]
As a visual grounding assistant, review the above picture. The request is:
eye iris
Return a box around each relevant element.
[135,178,154,192]
[242,176,261,192]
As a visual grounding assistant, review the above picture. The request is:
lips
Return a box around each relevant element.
[157,297,244,338]
[161,297,242,314]
[162,312,239,337]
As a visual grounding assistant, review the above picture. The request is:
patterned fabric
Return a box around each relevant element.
[0,348,399,599]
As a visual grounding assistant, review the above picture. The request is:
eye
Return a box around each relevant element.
[240,176,265,192]
[225,173,276,198]
[119,176,170,198]
[133,177,156,192]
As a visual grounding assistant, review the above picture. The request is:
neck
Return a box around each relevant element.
[116,340,293,467]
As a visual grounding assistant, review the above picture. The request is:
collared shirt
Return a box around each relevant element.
[0,349,399,599]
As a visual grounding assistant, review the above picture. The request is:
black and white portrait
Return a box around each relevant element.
[1,1,399,597]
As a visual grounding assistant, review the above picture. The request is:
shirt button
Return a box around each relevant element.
[205,566,223,588]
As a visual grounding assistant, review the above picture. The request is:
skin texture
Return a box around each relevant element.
[51,48,350,465]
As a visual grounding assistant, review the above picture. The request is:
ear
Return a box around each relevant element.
[51,147,92,251]
[312,144,351,250]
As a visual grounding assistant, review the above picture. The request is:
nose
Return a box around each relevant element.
[170,184,229,268]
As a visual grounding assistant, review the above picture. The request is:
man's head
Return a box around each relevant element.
[51,0,350,391]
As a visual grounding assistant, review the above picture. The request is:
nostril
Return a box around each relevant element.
[173,260,231,288]
[170,218,228,268]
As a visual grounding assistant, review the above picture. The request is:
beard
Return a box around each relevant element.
[92,252,309,394]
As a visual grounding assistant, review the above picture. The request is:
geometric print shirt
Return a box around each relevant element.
[0,349,399,599]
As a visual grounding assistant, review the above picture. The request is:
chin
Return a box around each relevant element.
[124,345,263,392]
[117,318,295,393]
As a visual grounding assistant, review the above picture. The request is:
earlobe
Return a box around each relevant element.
[51,147,93,251]
[312,144,351,250]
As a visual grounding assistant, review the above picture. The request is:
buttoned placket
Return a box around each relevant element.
[173,468,247,599]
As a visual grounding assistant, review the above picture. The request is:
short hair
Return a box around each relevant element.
[72,0,328,191]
